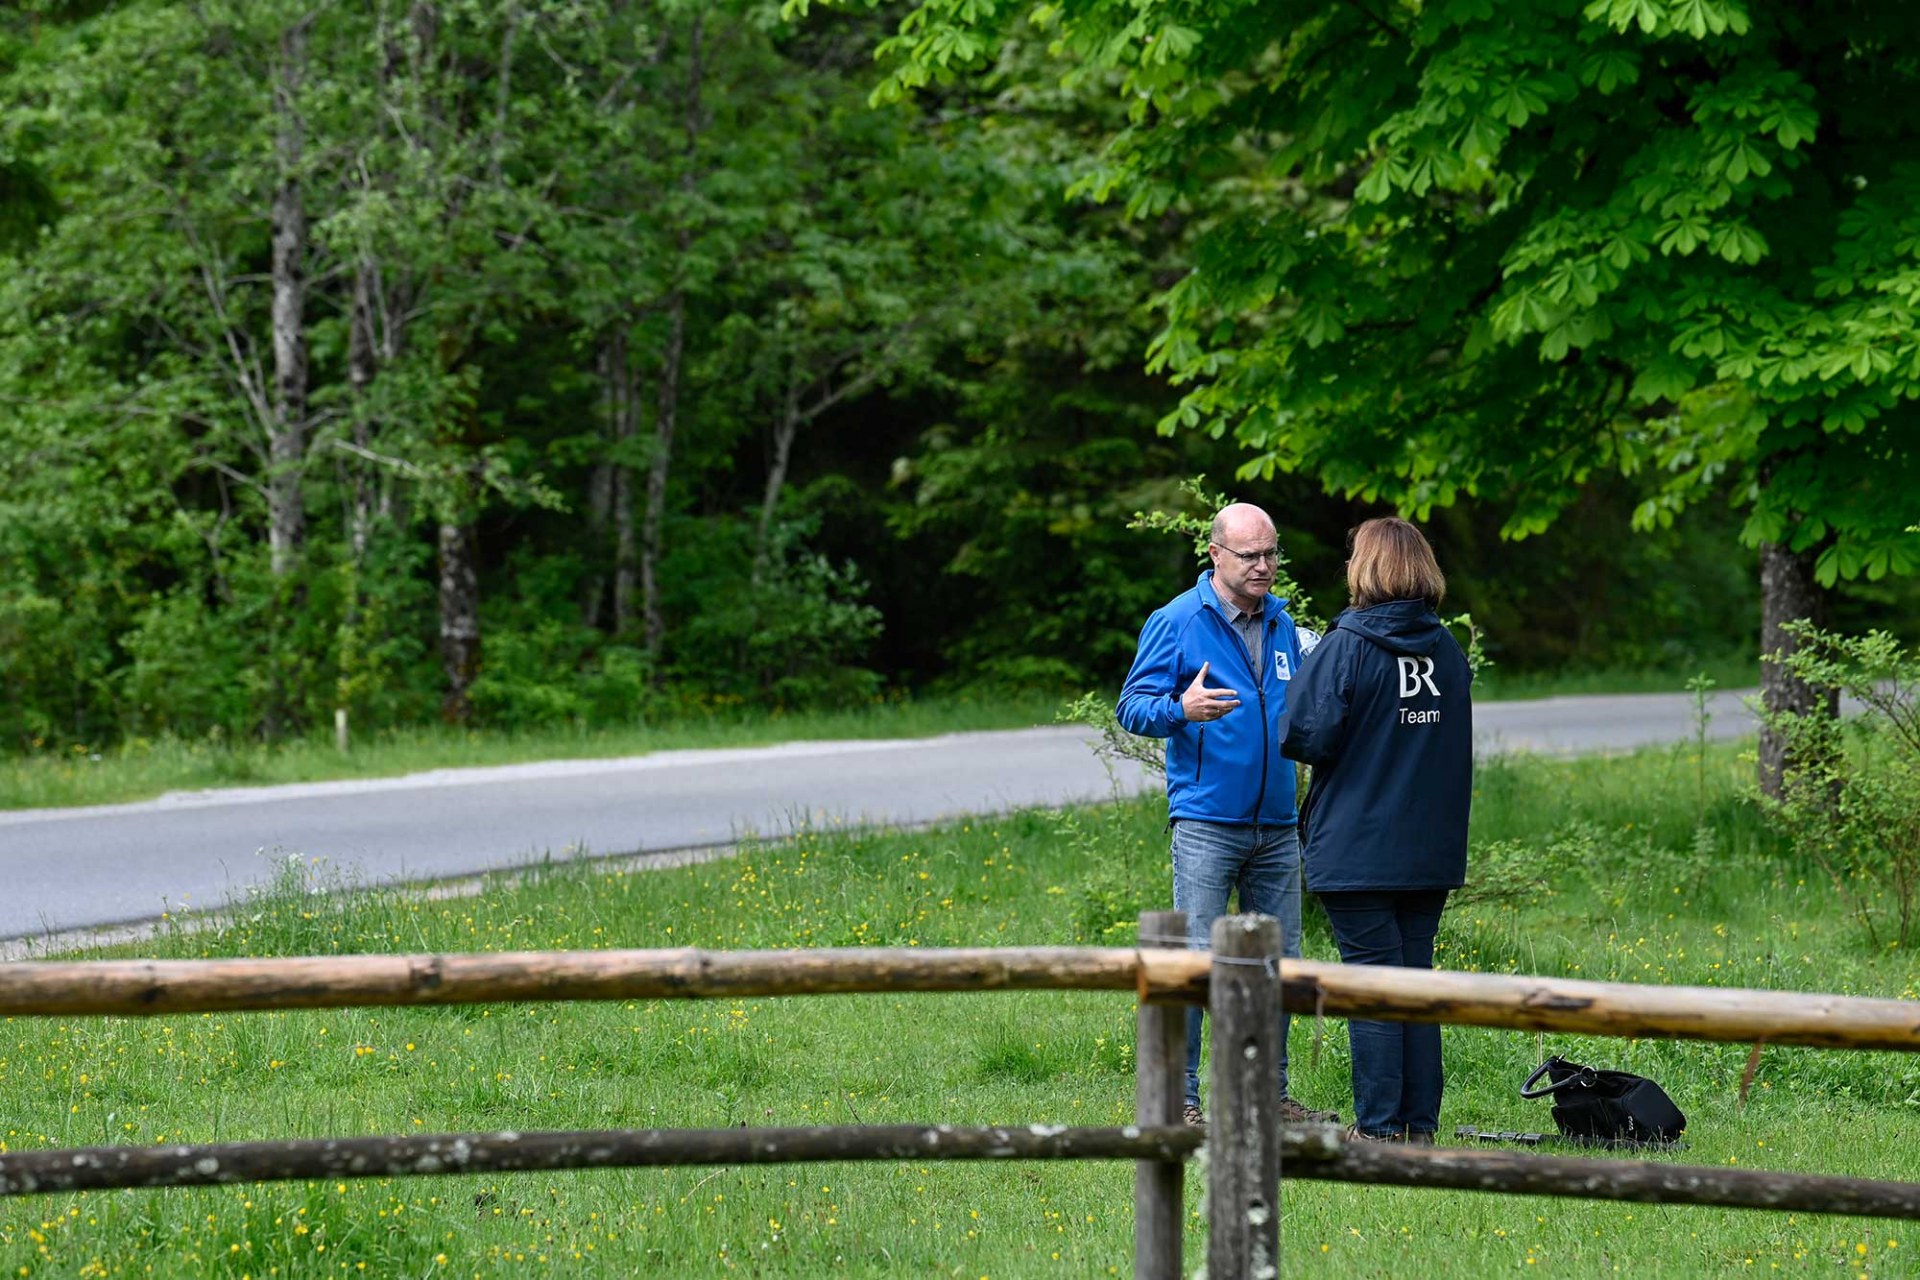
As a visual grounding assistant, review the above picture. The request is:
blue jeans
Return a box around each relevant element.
[1318,890,1450,1137]
[1169,820,1303,1109]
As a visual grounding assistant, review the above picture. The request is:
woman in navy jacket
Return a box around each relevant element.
[1280,517,1472,1143]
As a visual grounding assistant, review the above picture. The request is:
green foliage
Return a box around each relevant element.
[886,420,1196,691]
[849,0,1920,613]
[1126,474,1323,625]
[4,0,1913,760]
[1045,797,1166,941]
[1457,816,1723,912]
[0,0,1137,746]
[671,517,885,709]
[469,625,654,730]
[1755,623,1920,947]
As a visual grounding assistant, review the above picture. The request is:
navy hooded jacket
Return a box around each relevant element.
[1278,600,1473,892]
[1116,571,1312,826]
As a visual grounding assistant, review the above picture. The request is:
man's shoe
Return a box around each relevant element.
[1343,1124,1403,1143]
[1278,1096,1341,1124]
[1405,1130,1437,1146]
[1182,1103,1206,1128]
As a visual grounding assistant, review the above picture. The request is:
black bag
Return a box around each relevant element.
[1521,1054,1686,1146]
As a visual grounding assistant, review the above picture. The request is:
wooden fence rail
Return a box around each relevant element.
[1280,1128,1920,1219]
[1274,959,1920,1052]
[0,946,1144,1015]
[3,948,1917,1053]
[0,1124,1202,1197]
[6,1121,1912,1222]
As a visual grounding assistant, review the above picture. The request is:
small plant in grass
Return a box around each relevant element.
[1685,670,1717,823]
[1046,798,1167,941]
[1756,623,1920,947]
[1456,836,1556,908]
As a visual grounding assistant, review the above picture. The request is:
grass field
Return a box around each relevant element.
[0,739,1916,1276]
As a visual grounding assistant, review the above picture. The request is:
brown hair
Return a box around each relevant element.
[1346,517,1446,609]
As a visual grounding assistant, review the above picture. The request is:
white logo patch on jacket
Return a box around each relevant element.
[1396,655,1442,723]
[1274,650,1292,682]
[1396,655,1441,698]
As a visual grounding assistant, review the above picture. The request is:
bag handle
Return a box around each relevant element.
[1520,1057,1595,1099]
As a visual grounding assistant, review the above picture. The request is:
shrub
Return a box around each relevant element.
[669,517,884,710]
[1756,623,1920,947]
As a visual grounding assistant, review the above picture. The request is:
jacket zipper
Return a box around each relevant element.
[1196,728,1205,782]
[1215,608,1272,824]
[1251,618,1271,823]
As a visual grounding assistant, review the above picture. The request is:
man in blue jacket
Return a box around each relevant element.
[1117,503,1340,1128]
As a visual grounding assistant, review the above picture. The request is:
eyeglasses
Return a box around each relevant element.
[1212,542,1280,566]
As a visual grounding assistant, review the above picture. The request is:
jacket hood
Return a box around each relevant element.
[1334,600,1450,657]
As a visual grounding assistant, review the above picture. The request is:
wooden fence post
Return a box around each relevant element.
[1134,909,1187,1280]
[1208,913,1282,1280]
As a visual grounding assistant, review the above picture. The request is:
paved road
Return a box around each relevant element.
[0,689,1764,942]
[1471,686,1760,755]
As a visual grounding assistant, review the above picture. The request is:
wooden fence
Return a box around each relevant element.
[0,911,1917,1278]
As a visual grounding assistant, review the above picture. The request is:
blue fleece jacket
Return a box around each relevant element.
[1116,572,1310,826]
[1278,600,1473,892]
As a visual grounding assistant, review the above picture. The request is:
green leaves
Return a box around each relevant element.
[1582,0,1751,40]
[1578,47,1641,95]
[1583,0,1665,35]
[852,0,1920,610]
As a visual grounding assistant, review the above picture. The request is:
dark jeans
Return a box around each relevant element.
[1318,889,1450,1137]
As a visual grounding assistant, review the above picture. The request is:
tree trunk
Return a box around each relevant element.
[438,512,481,724]
[409,1,437,75]
[267,15,312,578]
[1758,539,1836,797]
[610,329,640,634]
[640,291,683,660]
[581,377,614,632]
[347,259,379,563]
[753,371,801,582]
[636,12,706,664]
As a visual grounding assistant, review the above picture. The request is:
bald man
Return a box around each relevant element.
[1116,503,1340,1128]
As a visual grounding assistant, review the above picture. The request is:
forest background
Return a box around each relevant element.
[3,0,1915,759]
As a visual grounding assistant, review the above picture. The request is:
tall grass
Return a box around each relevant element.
[0,743,1913,1276]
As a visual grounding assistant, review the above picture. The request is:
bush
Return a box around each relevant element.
[670,517,884,710]
[1757,623,1920,947]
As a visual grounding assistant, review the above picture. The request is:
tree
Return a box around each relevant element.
[0,1,572,732]
[833,0,1920,792]
[0,1,345,735]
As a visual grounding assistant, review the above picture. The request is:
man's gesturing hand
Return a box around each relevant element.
[1180,661,1241,722]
